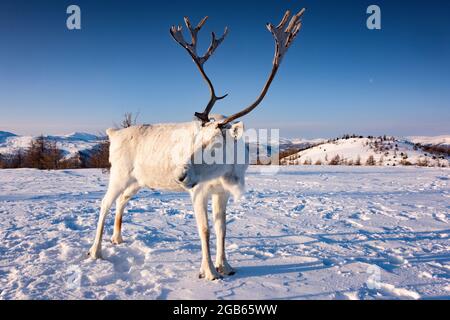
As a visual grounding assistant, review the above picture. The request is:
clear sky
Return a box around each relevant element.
[0,0,449,138]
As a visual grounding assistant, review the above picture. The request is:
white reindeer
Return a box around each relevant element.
[88,8,306,280]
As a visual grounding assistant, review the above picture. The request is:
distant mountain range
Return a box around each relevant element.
[1,131,449,167]
[0,131,102,160]
[406,135,450,147]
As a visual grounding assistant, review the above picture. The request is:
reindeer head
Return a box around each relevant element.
[171,115,246,191]
[170,9,306,189]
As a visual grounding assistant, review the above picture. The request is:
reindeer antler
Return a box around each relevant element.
[219,8,306,127]
[170,17,228,124]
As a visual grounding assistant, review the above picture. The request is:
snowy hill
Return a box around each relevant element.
[0,131,17,144]
[281,136,449,167]
[247,136,325,154]
[406,135,450,147]
[1,131,325,165]
[0,131,102,159]
[246,137,326,164]
[2,131,449,167]
[277,137,326,151]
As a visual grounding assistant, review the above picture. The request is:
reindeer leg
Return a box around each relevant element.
[111,183,140,245]
[192,191,222,280]
[88,178,128,259]
[212,192,235,275]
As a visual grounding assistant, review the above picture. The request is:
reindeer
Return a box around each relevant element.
[88,8,306,280]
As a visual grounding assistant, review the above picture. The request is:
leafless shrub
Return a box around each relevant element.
[416,157,430,167]
[400,159,412,166]
[365,155,376,166]
[59,156,82,169]
[329,154,341,165]
[120,112,139,128]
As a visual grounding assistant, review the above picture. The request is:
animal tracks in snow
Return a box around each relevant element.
[0,166,449,299]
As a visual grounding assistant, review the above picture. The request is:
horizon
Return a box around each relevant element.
[2,128,450,142]
[1,0,450,138]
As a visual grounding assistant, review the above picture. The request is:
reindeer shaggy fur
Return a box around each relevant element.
[89,119,247,280]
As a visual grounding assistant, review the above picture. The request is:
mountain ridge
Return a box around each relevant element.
[1,131,449,167]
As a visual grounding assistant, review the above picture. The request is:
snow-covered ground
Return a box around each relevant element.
[0,166,449,300]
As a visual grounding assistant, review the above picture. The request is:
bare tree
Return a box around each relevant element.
[23,135,63,169]
[416,157,430,167]
[329,155,341,165]
[59,155,82,169]
[366,155,376,166]
[87,140,110,169]
[0,153,5,168]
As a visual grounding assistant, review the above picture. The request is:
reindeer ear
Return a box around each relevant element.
[229,121,244,140]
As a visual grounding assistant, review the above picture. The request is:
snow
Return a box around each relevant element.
[366,279,421,300]
[246,136,326,159]
[281,137,449,167]
[0,131,102,159]
[0,166,449,300]
[407,135,450,147]
[2,132,448,166]
[0,131,17,144]
[59,132,100,142]
[276,137,326,149]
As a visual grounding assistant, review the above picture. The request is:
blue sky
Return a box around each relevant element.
[0,0,449,138]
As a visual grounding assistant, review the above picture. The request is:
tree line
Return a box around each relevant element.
[0,135,110,169]
[0,113,140,170]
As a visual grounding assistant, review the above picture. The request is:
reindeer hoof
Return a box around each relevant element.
[87,248,102,259]
[218,268,235,276]
[111,235,123,245]
[216,264,236,276]
[199,270,222,281]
